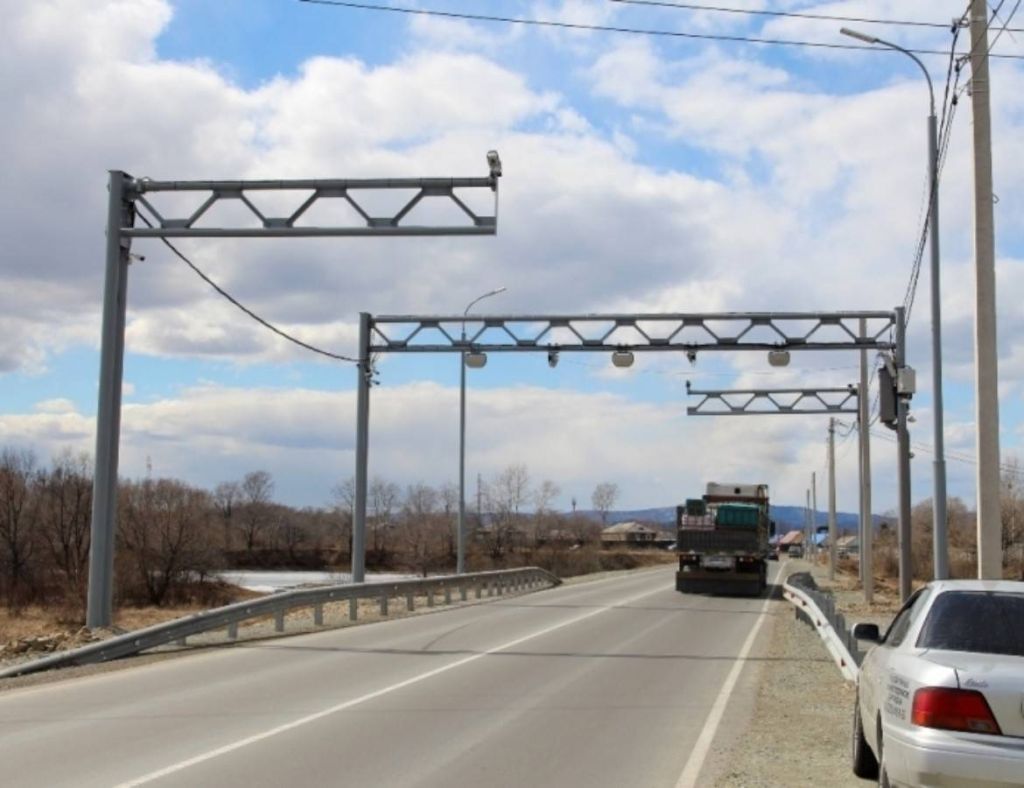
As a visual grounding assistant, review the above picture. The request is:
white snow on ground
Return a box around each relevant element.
[216,570,417,593]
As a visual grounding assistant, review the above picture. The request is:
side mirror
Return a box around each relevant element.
[852,622,881,643]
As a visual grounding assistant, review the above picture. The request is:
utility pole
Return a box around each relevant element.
[805,488,812,554]
[859,318,873,603]
[811,472,818,558]
[828,418,837,581]
[969,0,1003,579]
[895,307,913,602]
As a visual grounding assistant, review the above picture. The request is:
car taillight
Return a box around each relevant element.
[911,687,1002,735]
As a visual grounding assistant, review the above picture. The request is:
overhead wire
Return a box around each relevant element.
[134,213,360,364]
[296,0,1024,59]
[606,0,984,30]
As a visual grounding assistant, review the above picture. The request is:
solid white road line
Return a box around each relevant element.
[117,580,669,787]
[674,562,786,788]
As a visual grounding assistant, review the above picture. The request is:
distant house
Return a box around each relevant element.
[836,534,859,556]
[600,521,659,547]
[779,530,804,548]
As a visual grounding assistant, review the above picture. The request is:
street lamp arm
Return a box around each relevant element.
[462,286,507,336]
[840,28,934,114]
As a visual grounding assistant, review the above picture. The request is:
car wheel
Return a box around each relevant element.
[851,696,878,779]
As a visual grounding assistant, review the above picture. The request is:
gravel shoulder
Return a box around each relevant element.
[708,564,874,788]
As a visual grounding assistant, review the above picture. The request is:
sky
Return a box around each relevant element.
[1,0,1023,515]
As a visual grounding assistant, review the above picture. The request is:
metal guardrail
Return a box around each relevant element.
[0,567,561,679]
[782,572,862,682]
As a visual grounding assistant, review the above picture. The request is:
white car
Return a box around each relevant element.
[852,579,1024,788]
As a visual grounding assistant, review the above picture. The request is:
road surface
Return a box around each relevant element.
[0,564,783,787]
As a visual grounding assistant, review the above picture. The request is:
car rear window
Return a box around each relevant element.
[916,591,1024,657]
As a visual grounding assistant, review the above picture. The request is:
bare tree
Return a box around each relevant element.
[1001,457,1023,573]
[39,450,92,600]
[238,471,274,554]
[331,476,356,555]
[483,464,532,558]
[0,447,39,610]
[119,478,217,605]
[439,481,459,560]
[591,482,619,525]
[213,481,240,551]
[400,483,442,576]
[533,479,561,542]
[369,477,400,561]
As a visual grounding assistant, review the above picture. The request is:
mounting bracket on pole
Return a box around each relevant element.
[686,383,859,416]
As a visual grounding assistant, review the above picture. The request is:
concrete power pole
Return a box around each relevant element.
[969,0,1003,579]
[859,319,873,603]
[812,472,818,558]
[828,418,837,581]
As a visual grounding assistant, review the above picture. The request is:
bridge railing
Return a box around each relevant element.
[0,567,561,679]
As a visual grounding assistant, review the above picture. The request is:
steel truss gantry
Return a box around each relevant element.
[350,309,905,584]
[367,311,897,354]
[86,155,502,628]
[685,383,859,416]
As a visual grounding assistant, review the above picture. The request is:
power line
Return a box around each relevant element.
[608,0,1002,31]
[870,427,1024,477]
[297,0,1024,59]
[989,0,1023,52]
[136,214,359,364]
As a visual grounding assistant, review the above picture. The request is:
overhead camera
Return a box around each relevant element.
[547,348,559,368]
[686,349,697,365]
[486,150,503,179]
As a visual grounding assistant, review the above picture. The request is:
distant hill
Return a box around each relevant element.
[578,504,884,536]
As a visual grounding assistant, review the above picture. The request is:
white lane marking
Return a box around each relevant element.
[117,580,669,787]
[674,562,787,788]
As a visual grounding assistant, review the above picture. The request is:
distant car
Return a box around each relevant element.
[787,545,804,559]
[851,580,1024,788]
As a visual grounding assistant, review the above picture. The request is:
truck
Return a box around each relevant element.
[675,482,774,597]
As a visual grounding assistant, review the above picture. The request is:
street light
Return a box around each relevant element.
[458,286,506,575]
[841,26,949,580]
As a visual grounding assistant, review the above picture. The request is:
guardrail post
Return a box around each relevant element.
[475,583,482,599]
[314,603,324,627]
[444,586,452,605]
[227,622,238,640]
[487,582,494,597]
[175,636,187,646]
[275,610,285,633]
[498,579,504,596]
[427,589,435,607]
[406,592,414,611]
[460,585,468,601]
[380,594,388,616]
[349,598,358,621]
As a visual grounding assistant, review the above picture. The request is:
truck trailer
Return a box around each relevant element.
[675,482,773,596]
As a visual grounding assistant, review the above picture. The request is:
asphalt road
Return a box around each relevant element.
[0,564,783,788]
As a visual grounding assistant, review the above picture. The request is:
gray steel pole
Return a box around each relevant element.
[927,111,949,581]
[458,340,467,575]
[805,489,811,554]
[811,472,818,557]
[895,306,913,603]
[969,0,1003,579]
[859,318,874,603]
[840,28,948,583]
[457,287,505,575]
[828,418,837,582]
[352,312,371,583]
[86,171,133,628]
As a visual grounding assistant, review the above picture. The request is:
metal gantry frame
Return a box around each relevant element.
[685,383,859,416]
[352,309,907,585]
[86,156,503,627]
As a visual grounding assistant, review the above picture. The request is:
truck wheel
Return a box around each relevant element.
[851,697,878,779]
